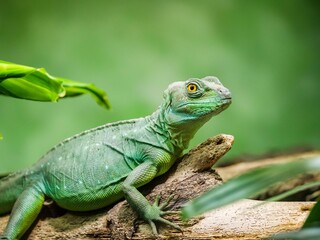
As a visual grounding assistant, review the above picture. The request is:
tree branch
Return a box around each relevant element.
[0,135,314,239]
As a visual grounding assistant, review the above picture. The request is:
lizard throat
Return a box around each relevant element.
[148,108,210,154]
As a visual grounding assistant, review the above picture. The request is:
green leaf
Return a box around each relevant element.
[0,60,111,140]
[59,78,110,109]
[0,60,110,108]
[0,132,3,140]
[0,70,64,101]
[0,60,35,80]
[303,200,320,228]
[181,157,320,219]
[264,181,320,202]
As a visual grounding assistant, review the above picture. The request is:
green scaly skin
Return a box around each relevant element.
[0,76,231,239]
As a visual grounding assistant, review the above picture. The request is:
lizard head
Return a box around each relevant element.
[162,76,231,125]
[157,76,231,150]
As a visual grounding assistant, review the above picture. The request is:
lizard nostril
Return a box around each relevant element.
[218,88,231,99]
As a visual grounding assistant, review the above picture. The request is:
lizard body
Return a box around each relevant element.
[0,76,231,239]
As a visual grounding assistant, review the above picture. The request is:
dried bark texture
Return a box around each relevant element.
[0,135,316,239]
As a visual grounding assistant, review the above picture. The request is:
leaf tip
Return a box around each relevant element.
[180,204,194,220]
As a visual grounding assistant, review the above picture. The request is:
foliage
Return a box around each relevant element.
[0,60,110,108]
[265,181,320,202]
[303,199,320,228]
[0,60,110,140]
[181,157,320,238]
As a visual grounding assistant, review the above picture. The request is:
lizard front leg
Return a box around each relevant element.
[1,186,45,240]
[122,161,180,235]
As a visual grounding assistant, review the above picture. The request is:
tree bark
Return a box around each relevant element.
[0,135,316,239]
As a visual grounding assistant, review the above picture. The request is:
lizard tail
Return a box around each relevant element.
[0,171,25,215]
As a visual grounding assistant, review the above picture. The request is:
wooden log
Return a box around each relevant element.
[0,135,315,239]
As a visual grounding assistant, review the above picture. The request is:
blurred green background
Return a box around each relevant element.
[1,0,319,173]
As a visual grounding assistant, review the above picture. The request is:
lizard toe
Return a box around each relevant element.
[155,217,182,232]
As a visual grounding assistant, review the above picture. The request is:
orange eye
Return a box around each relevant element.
[187,83,197,93]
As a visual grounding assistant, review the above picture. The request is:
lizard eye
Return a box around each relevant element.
[187,83,197,93]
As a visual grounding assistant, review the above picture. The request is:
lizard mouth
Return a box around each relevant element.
[177,101,213,108]
[177,97,232,109]
[175,98,231,116]
[221,97,232,104]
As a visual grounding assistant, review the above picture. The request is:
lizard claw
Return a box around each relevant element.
[153,194,161,207]
[159,194,174,210]
[155,216,182,232]
[148,220,159,235]
[147,216,182,235]
[153,194,175,210]
[146,194,181,235]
